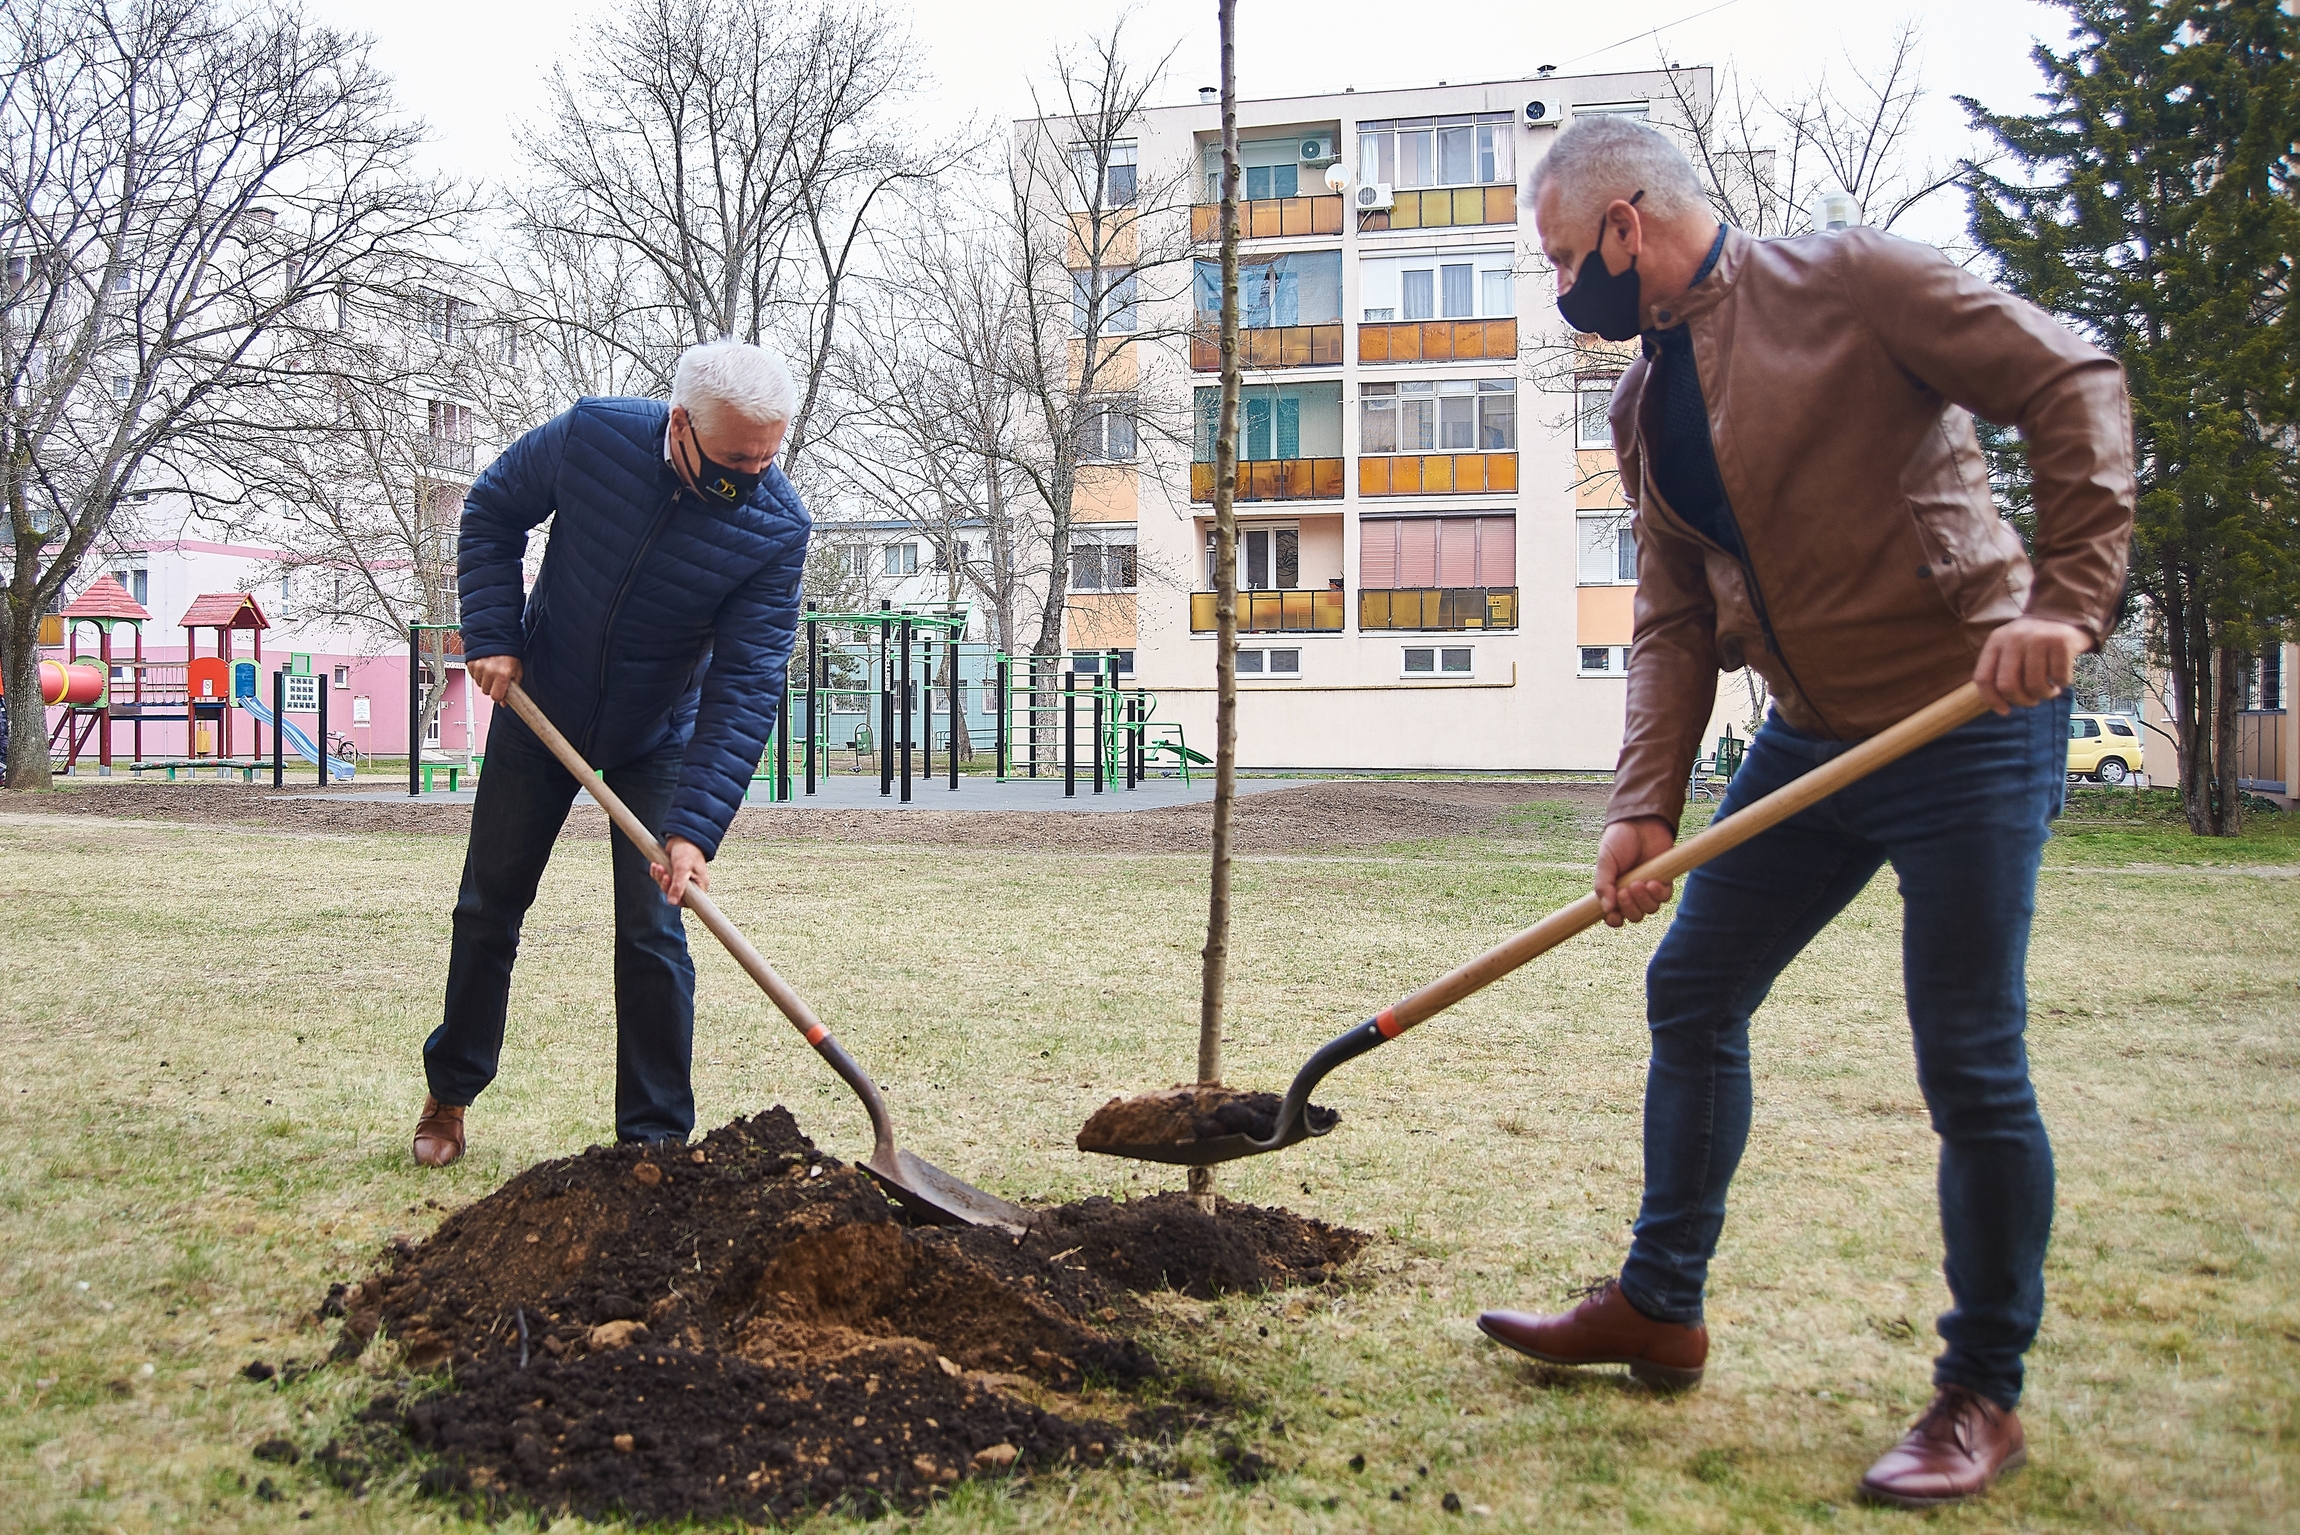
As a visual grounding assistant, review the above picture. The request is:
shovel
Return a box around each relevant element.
[1087,683,1993,1168]
[504,683,1030,1233]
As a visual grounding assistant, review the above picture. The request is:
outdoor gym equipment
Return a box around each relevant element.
[1082,682,1994,1168]
[502,681,1028,1234]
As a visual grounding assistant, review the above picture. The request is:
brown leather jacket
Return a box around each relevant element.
[1606,226,2135,830]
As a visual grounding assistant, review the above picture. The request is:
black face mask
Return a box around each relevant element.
[677,425,763,508]
[1556,189,1646,342]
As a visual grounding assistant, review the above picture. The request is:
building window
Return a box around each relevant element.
[1073,140,1138,206]
[1071,269,1138,334]
[1403,646,1473,676]
[1359,249,1515,322]
[1579,646,1630,675]
[1357,113,1515,191]
[1205,526,1300,590]
[1194,382,1344,462]
[416,289,473,343]
[1576,376,1619,448]
[333,664,350,688]
[1202,136,1333,202]
[1075,399,1138,462]
[1359,379,1515,453]
[114,566,148,607]
[1070,528,1138,592]
[1578,516,1637,584]
[1195,252,1343,328]
[495,325,519,366]
[428,399,475,441]
[1235,647,1301,676]
[1361,515,1515,589]
[1070,650,1136,677]
[884,542,919,576]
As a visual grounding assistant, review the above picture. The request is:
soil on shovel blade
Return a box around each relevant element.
[332,1109,1364,1525]
[1076,1085,1341,1154]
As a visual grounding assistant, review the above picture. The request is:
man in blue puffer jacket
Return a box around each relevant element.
[411,340,810,1165]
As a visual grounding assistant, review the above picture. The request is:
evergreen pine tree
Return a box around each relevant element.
[1963,0,2300,834]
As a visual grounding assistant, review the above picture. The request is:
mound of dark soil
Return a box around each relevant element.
[334,1109,1363,1524]
[1076,1085,1340,1153]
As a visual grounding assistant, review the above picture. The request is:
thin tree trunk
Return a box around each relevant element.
[2213,644,2244,838]
[1193,0,1242,1217]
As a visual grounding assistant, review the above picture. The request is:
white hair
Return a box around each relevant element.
[670,340,796,432]
[1527,113,1708,235]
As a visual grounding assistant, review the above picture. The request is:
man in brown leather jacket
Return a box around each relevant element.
[1475,114,2134,1509]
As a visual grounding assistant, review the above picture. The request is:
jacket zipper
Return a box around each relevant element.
[1639,453,1832,737]
[580,488,683,757]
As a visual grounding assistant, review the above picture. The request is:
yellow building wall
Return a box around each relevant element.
[1074,467,1137,522]
[1577,586,1636,646]
[1065,592,1138,650]
[1068,337,1137,390]
[1067,211,1140,269]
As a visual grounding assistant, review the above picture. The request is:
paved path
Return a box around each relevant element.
[287,772,1295,813]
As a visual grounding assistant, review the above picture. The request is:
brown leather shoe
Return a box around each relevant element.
[1477,1278,1708,1389]
[412,1095,466,1168]
[1858,1385,2027,1508]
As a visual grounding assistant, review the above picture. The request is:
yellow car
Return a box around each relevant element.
[2067,712,2143,784]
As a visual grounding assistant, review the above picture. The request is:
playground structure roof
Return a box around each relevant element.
[179,592,270,630]
[62,573,151,623]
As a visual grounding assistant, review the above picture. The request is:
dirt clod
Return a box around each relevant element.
[340,1108,1364,1523]
[1076,1085,1340,1153]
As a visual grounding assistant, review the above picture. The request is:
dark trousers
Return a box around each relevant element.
[423,719,697,1142]
[1617,696,2068,1409]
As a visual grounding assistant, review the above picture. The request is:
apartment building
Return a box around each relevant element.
[1045,69,1750,771]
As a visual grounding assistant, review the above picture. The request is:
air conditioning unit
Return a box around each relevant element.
[1355,182,1395,211]
[1524,99,1550,125]
[1299,135,1338,164]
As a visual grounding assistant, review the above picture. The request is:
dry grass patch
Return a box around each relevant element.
[0,795,2293,1532]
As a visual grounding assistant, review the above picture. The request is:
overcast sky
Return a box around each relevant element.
[301,0,2076,248]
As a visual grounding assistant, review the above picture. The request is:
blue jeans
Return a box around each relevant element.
[424,717,697,1142]
[1617,696,2068,1409]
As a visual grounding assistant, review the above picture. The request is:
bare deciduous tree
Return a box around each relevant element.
[1,0,464,789]
[836,218,1046,657]
[1004,21,1197,664]
[241,283,528,748]
[503,0,961,476]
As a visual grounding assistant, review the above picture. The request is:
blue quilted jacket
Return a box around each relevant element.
[459,396,809,859]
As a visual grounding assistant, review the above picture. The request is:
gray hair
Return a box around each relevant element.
[670,339,797,432]
[1527,113,1707,234]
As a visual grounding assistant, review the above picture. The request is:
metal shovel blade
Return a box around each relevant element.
[865,1148,1032,1233]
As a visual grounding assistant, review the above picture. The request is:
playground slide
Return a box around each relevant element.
[237,694,356,781]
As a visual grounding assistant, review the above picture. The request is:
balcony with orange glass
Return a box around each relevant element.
[1356,378,1518,497]
[1189,382,1344,504]
[1353,113,1519,232]
[1188,251,1343,372]
[1188,129,1347,243]
[1188,519,1346,633]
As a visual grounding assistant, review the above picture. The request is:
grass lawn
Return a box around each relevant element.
[1,788,2295,1532]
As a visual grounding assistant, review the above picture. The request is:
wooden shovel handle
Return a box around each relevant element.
[1375,683,1992,1038]
[501,683,832,1047]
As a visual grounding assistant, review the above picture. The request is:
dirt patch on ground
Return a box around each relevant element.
[4,777,1606,854]
[1077,1085,1340,1153]
[330,1108,1364,1523]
